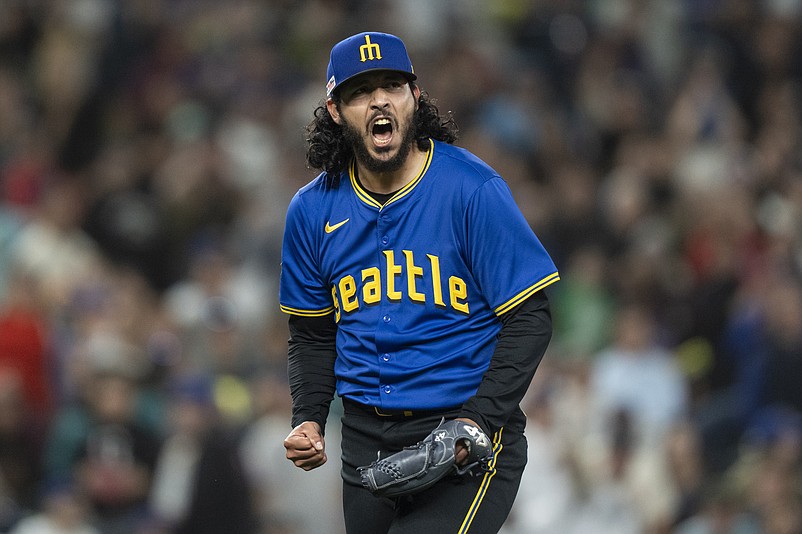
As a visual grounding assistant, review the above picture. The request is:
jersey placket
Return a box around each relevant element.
[375,206,395,403]
[347,141,433,407]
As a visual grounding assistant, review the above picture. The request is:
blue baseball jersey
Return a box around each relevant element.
[280,139,559,410]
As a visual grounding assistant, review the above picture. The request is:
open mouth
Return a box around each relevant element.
[371,117,394,147]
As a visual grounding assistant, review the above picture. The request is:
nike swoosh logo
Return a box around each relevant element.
[325,218,350,233]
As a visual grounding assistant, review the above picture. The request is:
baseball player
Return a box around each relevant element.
[280,32,559,533]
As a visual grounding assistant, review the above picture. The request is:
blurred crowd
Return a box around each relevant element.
[0,0,801,533]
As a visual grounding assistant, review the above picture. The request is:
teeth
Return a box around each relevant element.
[375,119,390,125]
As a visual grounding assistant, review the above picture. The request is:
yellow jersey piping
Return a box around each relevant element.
[494,272,560,316]
[279,304,335,317]
[349,139,434,210]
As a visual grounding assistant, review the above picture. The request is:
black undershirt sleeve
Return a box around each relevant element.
[287,313,338,432]
[459,291,553,436]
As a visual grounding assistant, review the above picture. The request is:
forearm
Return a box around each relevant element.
[287,314,338,431]
[459,291,552,435]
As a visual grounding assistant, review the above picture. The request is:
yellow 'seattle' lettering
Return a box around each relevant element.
[339,275,358,313]
[362,267,381,304]
[331,285,341,323]
[330,251,469,321]
[359,35,382,62]
[404,250,425,303]
[449,276,469,314]
[384,250,402,301]
[427,254,445,307]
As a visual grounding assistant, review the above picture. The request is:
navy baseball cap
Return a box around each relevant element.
[326,32,416,97]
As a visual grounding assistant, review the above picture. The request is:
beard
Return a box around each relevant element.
[341,112,418,174]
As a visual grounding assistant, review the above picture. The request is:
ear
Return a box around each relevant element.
[412,84,421,110]
[326,98,341,124]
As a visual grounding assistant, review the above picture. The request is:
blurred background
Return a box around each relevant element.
[0,0,801,533]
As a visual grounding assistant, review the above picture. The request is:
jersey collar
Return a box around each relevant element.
[349,138,434,210]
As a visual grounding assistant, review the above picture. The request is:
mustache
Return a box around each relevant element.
[369,110,396,124]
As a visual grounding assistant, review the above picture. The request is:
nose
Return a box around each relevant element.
[369,87,391,109]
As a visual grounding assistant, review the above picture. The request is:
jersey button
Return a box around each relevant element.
[382,353,390,362]
[381,235,389,245]
[382,315,391,323]
[383,385,392,394]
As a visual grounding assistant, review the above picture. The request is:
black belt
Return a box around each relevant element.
[342,398,460,420]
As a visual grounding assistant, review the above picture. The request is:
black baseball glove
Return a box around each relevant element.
[358,418,493,498]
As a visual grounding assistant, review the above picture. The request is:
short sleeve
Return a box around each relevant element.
[279,192,335,317]
[465,177,559,315]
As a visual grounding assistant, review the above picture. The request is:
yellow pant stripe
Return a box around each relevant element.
[457,427,504,533]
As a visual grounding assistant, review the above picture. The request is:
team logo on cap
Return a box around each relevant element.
[359,35,382,62]
[326,76,336,95]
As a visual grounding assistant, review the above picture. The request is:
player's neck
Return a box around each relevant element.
[356,146,428,195]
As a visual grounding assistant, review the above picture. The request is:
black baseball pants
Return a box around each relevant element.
[339,399,527,534]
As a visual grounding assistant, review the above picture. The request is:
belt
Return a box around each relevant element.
[342,398,460,420]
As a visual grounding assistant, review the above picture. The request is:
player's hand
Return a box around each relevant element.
[284,421,327,471]
[454,417,483,466]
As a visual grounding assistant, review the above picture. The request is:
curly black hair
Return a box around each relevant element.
[305,86,458,183]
